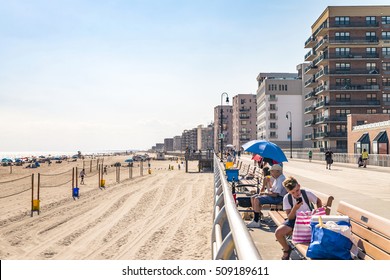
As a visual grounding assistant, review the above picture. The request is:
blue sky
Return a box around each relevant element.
[1,0,389,153]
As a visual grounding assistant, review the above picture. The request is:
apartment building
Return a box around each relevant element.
[256,73,303,149]
[196,124,214,151]
[173,135,182,151]
[303,5,390,152]
[232,94,257,150]
[181,128,197,151]
[214,105,233,153]
[163,138,174,152]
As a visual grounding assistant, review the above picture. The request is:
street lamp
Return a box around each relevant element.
[286,111,292,159]
[220,92,229,162]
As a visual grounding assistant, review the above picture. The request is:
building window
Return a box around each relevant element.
[383,47,390,56]
[383,109,390,113]
[366,78,377,85]
[335,32,350,41]
[269,113,276,120]
[383,62,390,71]
[335,47,350,57]
[336,125,347,132]
[366,47,377,57]
[270,131,277,138]
[336,109,350,116]
[383,78,390,86]
[240,99,246,104]
[336,63,350,71]
[336,93,351,101]
[270,104,276,110]
[383,93,390,102]
[382,32,390,40]
[270,122,276,129]
[335,16,350,25]
[367,109,377,114]
[366,32,376,41]
[336,78,351,86]
[269,94,276,100]
[382,16,390,24]
[241,120,247,125]
[366,62,377,71]
[366,16,376,25]
[366,93,377,100]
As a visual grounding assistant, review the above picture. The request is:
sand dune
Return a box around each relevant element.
[0,157,214,260]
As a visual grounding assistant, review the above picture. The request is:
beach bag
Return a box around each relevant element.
[292,207,326,243]
[307,216,353,260]
[236,197,251,208]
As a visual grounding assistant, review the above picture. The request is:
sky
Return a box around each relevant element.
[1,0,390,153]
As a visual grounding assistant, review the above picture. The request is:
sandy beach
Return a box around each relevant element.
[0,156,214,260]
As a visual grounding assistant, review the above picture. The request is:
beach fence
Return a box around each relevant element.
[212,154,261,260]
[0,160,145,218]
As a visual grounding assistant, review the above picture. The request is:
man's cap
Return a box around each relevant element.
[269,164,283,171]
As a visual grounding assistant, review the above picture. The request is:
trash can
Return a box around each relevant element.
[100,179,105,187]
[72,187,79,197]
[225,169,239,182]
[32,199,40,211]
[148,168,152,174]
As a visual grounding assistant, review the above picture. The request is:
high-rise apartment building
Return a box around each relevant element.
[214,105,233,153]
[197,124,214,150]
[256,73,303,149]
[304,5,390,152]
[232,94,257,150]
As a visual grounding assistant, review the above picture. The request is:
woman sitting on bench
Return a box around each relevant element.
[275,176,322,260]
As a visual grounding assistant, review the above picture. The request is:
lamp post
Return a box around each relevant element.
[286,111,292,159]
[220,92,229,162]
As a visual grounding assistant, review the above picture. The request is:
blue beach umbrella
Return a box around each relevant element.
[124,158,133,163]
[242,140,288,163]
[1,158,13,163]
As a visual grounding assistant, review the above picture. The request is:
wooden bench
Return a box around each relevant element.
[336,201,390,260]
[293,201,390,260]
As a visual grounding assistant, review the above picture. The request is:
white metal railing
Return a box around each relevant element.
[211,154,261,260]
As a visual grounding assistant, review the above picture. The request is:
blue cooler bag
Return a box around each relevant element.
[307,218,353,260]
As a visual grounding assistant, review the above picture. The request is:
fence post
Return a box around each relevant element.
[31,174,34,217]
[90,160,92,173]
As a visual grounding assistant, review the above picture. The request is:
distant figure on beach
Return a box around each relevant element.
[362,148,369,168]
[178,163,181,170]
[308,150,312,162]
[325,149,333,170]
[103,165,108,175]
[80,169,86,184]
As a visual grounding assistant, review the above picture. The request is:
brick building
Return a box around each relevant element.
[347,114,390,154]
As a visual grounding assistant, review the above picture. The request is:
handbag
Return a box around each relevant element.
[306,216,353,260]
[292,207,326,244]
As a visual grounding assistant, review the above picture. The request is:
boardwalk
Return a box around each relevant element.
[239,155,390,260]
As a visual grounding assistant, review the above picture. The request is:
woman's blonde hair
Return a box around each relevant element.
[283,176,299,191]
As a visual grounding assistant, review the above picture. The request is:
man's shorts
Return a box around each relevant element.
[257,195,283,205]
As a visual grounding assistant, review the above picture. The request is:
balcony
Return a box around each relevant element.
[331,52,379,59]
[314,132,347,139]
[328,37,379,46]
[239,115,250,119]
[328,99,380,107]
[329,68,380,76]
[304,119,316,126]
[315,100,329,109]
[304,63,317,74]
[329,21,379,28]
[313,52,329,66]
[304,49,316,61]
[313,21,328,37]
[304,90,316,101]
[314,38,328,52]
[268,106,278,111]
[315,84,329,96]
[268,125,278,129]
[315,68,329,82]
[330,84,380,91]
[269,134,278,139]
[268,96,278,101]
[268,115,278,120]
[239,107,251,112]
[305,133,313,140]
[304,105,316,114]
[304,76,317,88]
[304,36,316,48]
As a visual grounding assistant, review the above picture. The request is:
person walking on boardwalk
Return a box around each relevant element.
[308,150,312,162]
[325,149,333,170]
[274,176,322,260]
[80,169,86,185]
[362,148,369,168]
[247,164,287,228]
